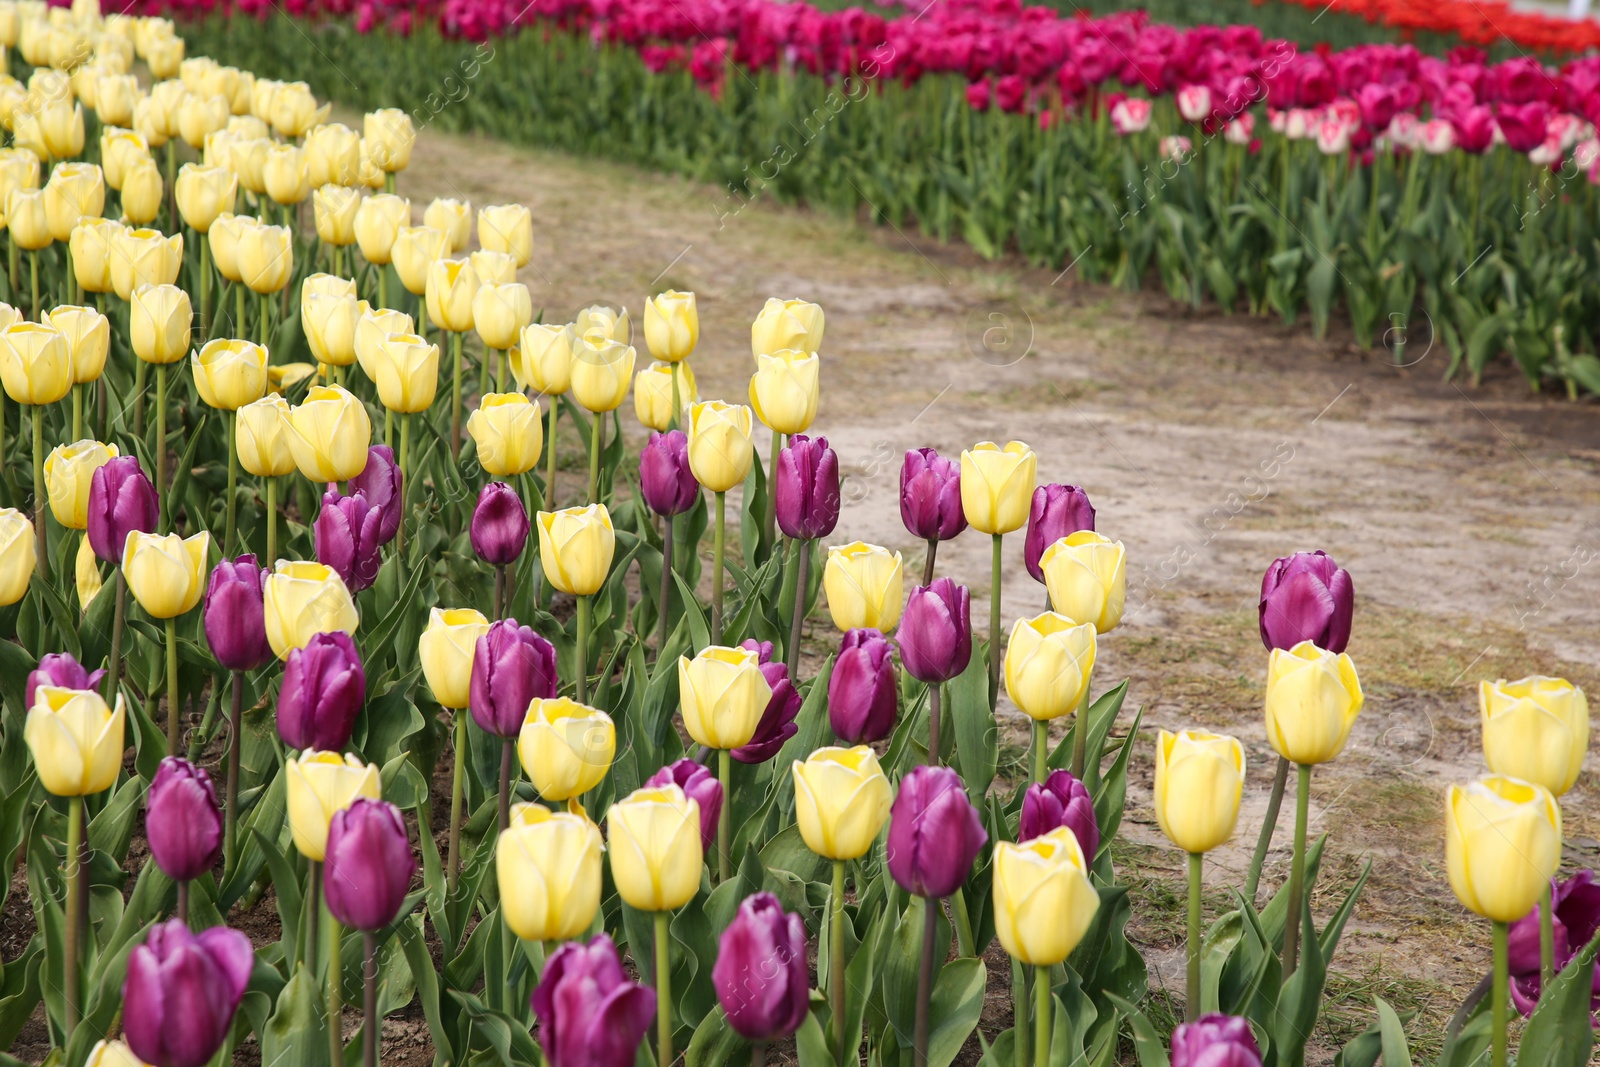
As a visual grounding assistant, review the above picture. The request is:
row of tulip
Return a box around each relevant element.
[1263,0,1600,55]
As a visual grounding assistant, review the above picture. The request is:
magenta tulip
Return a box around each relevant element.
[146,758,223,882]
[886,764,987,899]
[899,447,965,542]
[828,628,898,743]
[646,758,723,852]
[324,798,415,932]
[1258,550,1353,653]
[712,892,809,1041]
[469,619,559,738]
[531,934,656,1067]
[774,434,840,540]
[87,455,158,563]
[1023,484,1095,582]
[730,639,800,764]
[639,430,699,517]
[348,445,402,545]
[897,578,971,684]
[277,631,365,752]
[202,555,273,672]
[471,481,530,565]
[1170,1014,1262,1067]
[25,652,105,709]
[1509,870,1600,1017]
[315,488,384,592]
[123,920,253,1067]
[1019,769,1099,862]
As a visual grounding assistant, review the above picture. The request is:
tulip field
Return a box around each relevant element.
[0,1,1595,1067]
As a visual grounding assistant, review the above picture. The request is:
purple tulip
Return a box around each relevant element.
[315,488,384,593]
[471,481,530,565]
[1019,769,1099,862]
[730,639,800,764]
[712,892,808,1042]
[828,628,898,744]
[646,758,723,852]
[470,619,559,738]
[1258,550,1353,653]
[1170,1013,1262,1067]
[886,765,987,899]
[774,434,840,540]
[145,758,223,882]
[1509,869,1600,1017]
[277,632,365,752]
[202,555,273,673]
[123,919,253,1067]
[898,578,972,684]
[87,455,158,563]
[324,798,415,932]
[531,934,656,1067]
[638,430,699,517]
[899,447,965,542]
[25,652,105,709]
[1023,484,1096,582]
[348,445,402,545]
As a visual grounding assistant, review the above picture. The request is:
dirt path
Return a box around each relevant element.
[401,124,1600,1059]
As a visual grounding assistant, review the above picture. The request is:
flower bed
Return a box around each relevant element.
[1263,0,1600,56]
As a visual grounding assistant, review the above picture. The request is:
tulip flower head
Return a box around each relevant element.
[43,305,110,385]
[1040,531,1126,633]
[314,487,384,593]
[498,803,604,942]
[324,798,414,931]
[1258,550,1353,653]
[751,297,823,358]
[1264,641,1363,765]
[960,441,1036,535]
[392,224,448,297]
[678,644,772,751]
[900,446,966,542]
[887,764,988,898]
[468,392,544,477]
[25,652,105,710]
[518,697,615,801]
[286,385,371,483]
[191,338,268,411]
[471,481,530,565]
[992,826,1099,966]
[476,202,533,266]
[353,193,408,265]
[25,684,125,797]
[607,783,704,911]
[713,892,809,1042]
[1020,769,1099,861]
[123,530,210,620]
[793,744,893,861]
[537,504,615,597]
[1507,870,1600,1016]
[632,358,696,432]
[301,289,365,369]
[364,109,415,173]
[348,444,402,545]
[419,607,490,710]
[749,349,821,435]
[262,559,360,661]
[775,433,840,540]
[731,639,801,764]
[0,320,73,404]
[470,619,559,738]
[286,749,380,861]
[1446,775,1561,924]
[1170,1014,1263,1067]
[146,757,223,881]
[514,322,576,396]
[313,184,360,246]
[1480,677,1588,798]
[647,758,724,852]
[1004,611,1096,721]
[354,306,414,379]
[531,935,656,1067]
[824,541,904,632]
[1154,729,1245,855]
[643,289,698,363]
[1024,484,1095,583]
[45,439,118,530]
[86,455,157,563]
[638,431,699,517]
[426,256,478,333]
[687,400,755,493]
[898,578,972,684]
[278,631,365,752]
[569,332,635,414]
[123,920,252,1067]
[474,281,533,351]
[829,628,899,744]
[203,554,273,672]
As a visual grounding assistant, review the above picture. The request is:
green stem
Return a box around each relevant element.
[717,748,731,883]
[397,413,411,555]
[64,794,82,1040]
[362,931,379,1067]
[177,880,188,924]
[951,888,975,959]
[495,346,507,393]
[199,234,210,339]
[266,477,277,563]
[165,616,179,755]
[545,398,559,511]
[669,363,681,432]
[72,383,82,441]
[831,860,848,1067]
[225,411,238,553]
[913,896,936,1067]
[1033,966,1051,1067]
[785,539,808,681]
[417,294,426,342]
[384,406,393,451]
[655,910,672,1067]
[1282,763,1311,980]
[922,537,938,585]
[712,491,726,645]
[29,248,38,319]
[1069,687,1089,780]
[1540,881,1555,995]
[763,431,780,559]
[447,710,465,894]
[104,571,125,705]
[588,405,602,504]
[1245,755,1290,904]
[133,358,146,438]
[656,513,673,659]
[31,406,46,580]
[256,292,268,348]
[1187,851,1202,1021]
[304,862,319,971]
[450,331,463,459]
[1012,959,1029,1067]
[155,362,168,530]
[1031,718,1047,785]
[575,594,591,704]
[236,280,246,341]
[225,669,242,872]
[1492,920,1508,1067]
[328,916,343,1067]
[988,533,1002,710]
[378,266,387,312]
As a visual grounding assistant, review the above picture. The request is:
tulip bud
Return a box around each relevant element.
[208,212,248,282]
[238,220,292,294]
[1154,729,1245,855]
[640,289,698,363]
[1020,769,1099,859]
[900,447,966,542]
[569,333,635,414]
[0,509,32,606]
[638,430,698,517]
[531,936,655,1067]
[123,530,210,619]
[146,757,222,881]
[470,249,518,286]
[1480,677,1589,798]
[829,628,898,744]
[100,128,148,191]
[423,196,470,252]
[498,804,603,942]
[647,758,724,852]
[678,644,771,751]
[25,652,105,710]
[269,82,329,140]
[95,75,138,128]
[960,440,1036,535]
[348,445,402,545]
[824,541,903,632]
[303,122,360,188]
[749,349,820,435]
[632,358,696,432]
[353,193,408,266]
[369,331,439,413]
[86,455,157,563]
[324,798,414,931]
[363,109,414,173]
[70,216,121,294]
[686,400,755,494]
[301,290,364,369]
[574,304,629,345]
[1040,531,1126,633]
[775,434,839,540]
[425,256,477,333]
[471,481,529,565]
[1258,550,1353,654]
[467,393,543,477]
[1171,1014,1263,1067]
[537,504,615,597]
[286,385,371,482]
[887,764,987,899]
[43,305,110,385]
[1506,870,1600,1015]
[793,744,892,860]
[607,783,703,912]
[731,639,801,764]
[354,305,413,379]
[391,223,447,297]
[518,697,615,800]
[25,684,125,796]
[43,160,105,242]
[113,229,183,302]
[470,619,558,738]
[45,439,117,530]
[993,826,1099,966]
[898,577,971,684]
[314,488,383,593]
[286,749,380,862]
[1264,641,1363,765]
[0,321,73,404]
[751,297,823,358]
[313,183,360,245]
[6,187,52,251]
[476,202,531,266]
[129,282,190,365]
[1024,484,1095,583]
[419,607,489,710]
[123,920,253,1067]
[713,892,808,1042]
[473,281,532,351]
[1004,611,1096,721]
[234,394,295,478]
[172,162,235,234]
[177,92,228,151]
[514,322,574,395]
[203,555,272,672]
[1447,775,1561,923]
[263,560,360,661]
[191,338,267,411]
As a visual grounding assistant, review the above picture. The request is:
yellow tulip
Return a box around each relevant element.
[418,607,489,709]
[301,290,365,369]
[751,297,824,358]
[354,193,408,266]
[25,685,125,796]
[370,332,439,414]
[261,560,359,658]
[144,35,181,80]
[175,91,227,150]
[467,392,543,477]
[68,217,118,295]
[0,148,40,205]
[122,529,209,618]
[268,81,329,139]
[607,784,703,912]
[86,1040,146,1067]
[129,283,190,365]
[473,281,532,351]
[425,257,477,333]
[1040,531,1126,633]
[992,827,1099,966]
[191,338,267,411]
[517,697,615,801]
[301,271,358,303]
[285,385,370,483]
[468,249,517,286]
[1480,677,1589,797]
[93,73,137,127]
[110,228,183,302]
[173,161,235,233]
[422,196,470,252]
[227,136,270,196]
[476,202,532,266]
[568,333,634,414]
[643,289,697,363]
[237,220,292,294]
[203,130,237,172]
[391,224,447,297]
[0,321,72,404]
[678,645,771,750]
[76,531,102,612]
[354,305,413,380]
[1446,775,1561,924]
[16,98,84,161]
[208,212,249,282]
[363,108,414,172]
[748,350,820,435]
[118,157,162,226]
[286,750,380,861]
[44,439,116,529]
[43,305,109,384]
[823,541,904,632]
[514,322,575,395]
[1264,641,1363,765]
[99,127,148,191]
[793,745,892,861]
[132,95,169,150]
[356,140,386,189]
[6,187,52,250]
[270,364,317,394]
[1004,612,1096,721]
[574,304,629,345]
[1154,729,1245,854]
[537,504,615,597]
[312,183,359,246]
[303,121,360,189]
[249,77,280,123]
[960,441,1037,535]
[0,507,30,606]
[686,400,754,493]
[497,803,603,941]
[235,394,295,477]
[42,161,105,242]
[633,359,696,432]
